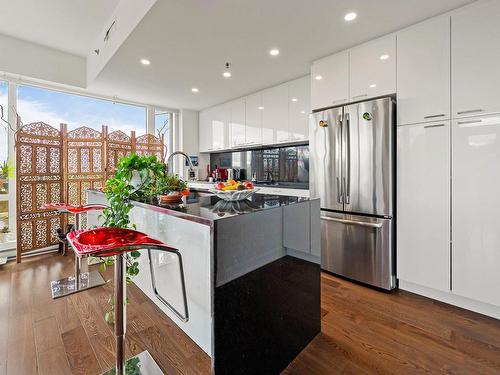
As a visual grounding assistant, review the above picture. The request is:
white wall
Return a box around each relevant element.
[177,109,209,179]
[0,34,86,87]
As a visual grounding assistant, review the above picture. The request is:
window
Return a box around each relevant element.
[17,85,147,135]
[0,80,14,245]
[155,110,170,138]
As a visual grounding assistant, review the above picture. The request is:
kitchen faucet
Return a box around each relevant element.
[166,151,195,180]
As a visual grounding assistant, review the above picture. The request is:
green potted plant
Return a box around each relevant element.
[157,174,189,204]
[0,160,14,193]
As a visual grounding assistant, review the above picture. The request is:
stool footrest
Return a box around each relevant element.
[50,270,106,299]
[101,351,163,375]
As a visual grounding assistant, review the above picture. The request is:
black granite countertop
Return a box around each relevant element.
[131,191,310,224]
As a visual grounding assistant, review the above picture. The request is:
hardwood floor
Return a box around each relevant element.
[1,253,500,374]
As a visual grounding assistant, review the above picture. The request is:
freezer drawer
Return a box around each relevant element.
[320,212,395,290]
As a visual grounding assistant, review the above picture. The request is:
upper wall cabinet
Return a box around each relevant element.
[262,83,289,144]
[210,104,230,151]
[350,35,396,101]
[452,0,500,118]
[397,16,450,125]
[245,92,263,146]
[229,98,246,148]
[288,76,310,141]
[311,51,349,111]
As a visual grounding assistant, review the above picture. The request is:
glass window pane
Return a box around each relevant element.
[0,81,9,236]
[17,85,147,135]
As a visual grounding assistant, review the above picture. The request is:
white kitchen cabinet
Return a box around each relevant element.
[262,83,289,144]
[452,114,500,307]
[350,35,396,101]
[288,76,310,141]
[397,16,450,125]
[397,121,450,292]
[244,92,263,146]
[211,104,230,150]
[311,51,349,111]
[229,99,246,148]
[452,0,500,118]
[199,109,212,152]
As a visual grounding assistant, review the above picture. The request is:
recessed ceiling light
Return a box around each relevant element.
[344,12,357,22]
[300,110,306,114]
[140,59,151,65]
[191,87,199,93]
[380,54,390,60]
[369,84,377,88]
[291,98,298,102]
[258,106,265,110]
[223,71,232,78]
[269,49,280,56]
[223,62,232,78]
[315,75,323,80]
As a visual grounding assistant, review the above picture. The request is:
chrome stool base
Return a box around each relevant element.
[101,351,163,375]
[50,270,106,299]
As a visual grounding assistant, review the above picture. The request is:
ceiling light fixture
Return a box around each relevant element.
[223,62,232,78]
[344,12,357,22]
[380,54,390,60]
[191,87,199,93]
[315,75,323,80]
[269,49,280,56]
[369,84,377,88]
[291,98,298,102]
[140,58,151,65]
[258,106,264,110]
[300,110,306,114]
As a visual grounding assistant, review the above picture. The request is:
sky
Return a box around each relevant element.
[0,83,148,163]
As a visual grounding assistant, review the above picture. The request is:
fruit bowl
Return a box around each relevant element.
[209,188,260,202]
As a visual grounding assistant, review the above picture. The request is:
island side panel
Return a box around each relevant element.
[213,205,321,374]
[87,191,214,357]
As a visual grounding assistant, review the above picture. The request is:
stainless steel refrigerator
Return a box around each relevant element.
[310,97,396,290]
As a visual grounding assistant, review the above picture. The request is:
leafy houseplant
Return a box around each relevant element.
[157,174,188,203]
[99,154,167,323]
[0,160,14,192]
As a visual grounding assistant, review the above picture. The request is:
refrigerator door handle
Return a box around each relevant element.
[344,112,351,204]
[320,215,383,229]
[336,114,343,204]
[336,177,342,203]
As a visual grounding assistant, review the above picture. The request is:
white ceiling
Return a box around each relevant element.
[88,0,475,111]
[0,0,119,56]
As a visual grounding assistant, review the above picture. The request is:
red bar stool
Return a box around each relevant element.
[43,203,108,298]
[67,227,188,375]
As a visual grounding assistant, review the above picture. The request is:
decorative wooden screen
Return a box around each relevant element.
[16,122,64,262]
[105,129,135,180]
[135,134,164,161]
[63,125,106,226]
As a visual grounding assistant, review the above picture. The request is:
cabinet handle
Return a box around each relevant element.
[352,94,368,100]
[457,109,483,115]
[457,119,483,125]
[424,124,445,129]
[424,114,446,119]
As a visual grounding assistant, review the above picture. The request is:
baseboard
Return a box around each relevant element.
[399,280,500,320]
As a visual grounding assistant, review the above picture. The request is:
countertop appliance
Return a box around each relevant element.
[310,96,396,290]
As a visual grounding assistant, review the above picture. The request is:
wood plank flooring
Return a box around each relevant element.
[1,253,500,374]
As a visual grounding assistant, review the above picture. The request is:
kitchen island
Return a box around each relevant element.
[87,189,321,374]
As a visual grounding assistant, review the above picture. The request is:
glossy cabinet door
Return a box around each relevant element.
[262,83,289,144]
[397,121,450,292]
[310,51,349,110]
[452,115,500,306]
[211,104,230,150]
[288,76,310,141]
[244,92,263,146]
[198,109,212,152]
[452,0,500,118]
[397,16,450,125]
[229,99,246,148]
[350,35,396,101]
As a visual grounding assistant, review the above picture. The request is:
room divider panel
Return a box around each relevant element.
[15,122,164,262]
[16,122,64,262]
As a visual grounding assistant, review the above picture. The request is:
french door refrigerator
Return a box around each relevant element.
[310,97,396,290]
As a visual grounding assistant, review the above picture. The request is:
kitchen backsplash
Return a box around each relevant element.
[210,144,309,188]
